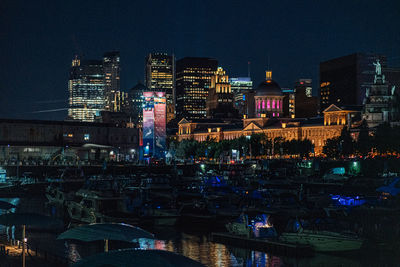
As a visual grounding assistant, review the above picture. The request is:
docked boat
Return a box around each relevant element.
[66,189,137,225]
[279,221,364,252]
[46,185,74,206]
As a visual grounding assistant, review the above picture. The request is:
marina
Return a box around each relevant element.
[0,159,399,266]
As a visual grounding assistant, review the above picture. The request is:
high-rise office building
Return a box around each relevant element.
[103,51,121,112]
[145,53,175,122]
[206,67,236,118]
[176,57,218,120]
[68,56,105,122]
[319,53,386,111]
[292,79,319,118]
[129,82,148,125]
[281,88,295,118]
[229,77,253,116]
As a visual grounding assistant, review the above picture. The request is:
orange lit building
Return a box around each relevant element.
[176,70,361,156]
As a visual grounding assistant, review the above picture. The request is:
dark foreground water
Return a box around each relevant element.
[1,197,399,267]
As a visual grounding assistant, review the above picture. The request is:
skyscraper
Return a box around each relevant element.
[103,51,121,112]
[229,77,253,116]
[176,57,218,120]
[145,53,175,122]
[129,82,148,125]
[319,53,386,111]
[68,56,105,122]
[292,79,319,118]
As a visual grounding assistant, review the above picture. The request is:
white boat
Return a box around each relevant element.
[280,229,364,252]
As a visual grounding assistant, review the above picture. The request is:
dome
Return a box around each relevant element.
[255,79,283,96]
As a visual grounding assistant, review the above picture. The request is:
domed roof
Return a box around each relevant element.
[255,79,283,96]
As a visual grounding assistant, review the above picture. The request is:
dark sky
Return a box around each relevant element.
[1,0,399,120]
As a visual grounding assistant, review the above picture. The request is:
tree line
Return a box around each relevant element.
[169,133,314,160]
[322,122,400,158]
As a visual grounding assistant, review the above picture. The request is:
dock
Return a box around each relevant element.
[211,232,313,257]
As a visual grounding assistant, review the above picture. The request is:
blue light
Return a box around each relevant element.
[242,95,246,101]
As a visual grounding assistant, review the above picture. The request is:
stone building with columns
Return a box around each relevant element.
[176,70,361,155]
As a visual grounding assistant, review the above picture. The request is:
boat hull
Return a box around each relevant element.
[279,232,363,252]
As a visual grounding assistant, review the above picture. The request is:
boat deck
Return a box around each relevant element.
[211,232,313,257]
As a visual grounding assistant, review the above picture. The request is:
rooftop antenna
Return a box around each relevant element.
[247,61,251,78]
[267,54,270,70]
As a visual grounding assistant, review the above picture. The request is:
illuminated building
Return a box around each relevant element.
[145,53,175,123]
[176,68,362,155]
[142,92,166,158]
[0,118,138,162]
[206,67,237,118]
[176,57,218,120]
[68,56,105,122]
[281,88,295,118]
[254,71,284,118]
[363,60,395,127]
[229,77,253,116]
[129,82,148,125]
[177,104,359,155]
[103,51,121,112]
[292,79,319,118]
[320,53,386,111]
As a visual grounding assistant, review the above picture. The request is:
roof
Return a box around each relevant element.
[323,104,362,113]
[255,79,283,96]
[0,118,119,128]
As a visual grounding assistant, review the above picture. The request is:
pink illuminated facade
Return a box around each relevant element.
[254,72,284,118]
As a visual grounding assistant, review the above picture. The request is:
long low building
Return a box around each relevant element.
[177,105,360,156]
[0,119,139,162]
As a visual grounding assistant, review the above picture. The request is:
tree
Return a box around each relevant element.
[339,127,354,156]
[323,137,341,158]
[354,120,372,156]
[373,123,400,155]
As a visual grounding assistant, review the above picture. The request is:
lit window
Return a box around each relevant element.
[84,134,90,141]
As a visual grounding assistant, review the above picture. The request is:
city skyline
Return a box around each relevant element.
[1,0,399,120]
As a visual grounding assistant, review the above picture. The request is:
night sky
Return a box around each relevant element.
[1,0,399,120]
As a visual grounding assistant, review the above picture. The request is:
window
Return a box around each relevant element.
[84,134,90,141]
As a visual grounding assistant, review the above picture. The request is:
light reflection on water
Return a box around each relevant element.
[138,233,282,267]
[2,197,399,267]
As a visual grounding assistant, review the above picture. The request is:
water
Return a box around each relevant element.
[1,197,399,267]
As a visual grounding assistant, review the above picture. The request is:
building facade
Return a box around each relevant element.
[292,79,319,118]
[176,57,218,120]
[206,67,236,118]
[103,51,121,112]
[142,92,166,159]
[229,77,253,116]
[68,57,105,122]
[319,53,386,111]
[363,60,396,127]
[0,119,139,162]
[254,71,284,118]
[145,53,175,123]
[176,67,360,156]
[129,82,148,125]
[177,105,356,156]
